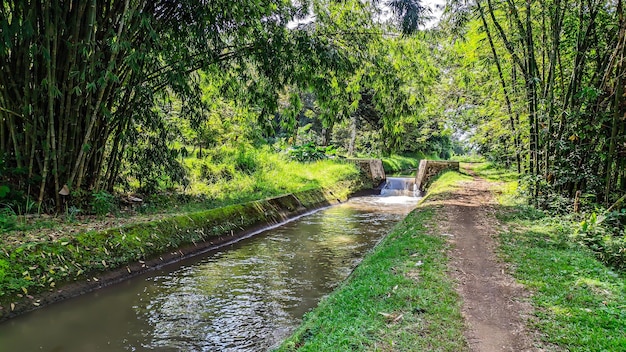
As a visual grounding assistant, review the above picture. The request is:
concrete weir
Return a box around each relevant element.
[346,159,386,187]
[415,160,460,191]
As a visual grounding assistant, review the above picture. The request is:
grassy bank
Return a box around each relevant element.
[471,163,626,351]
[498,213,626,350]
[381,152,437,175]
[276,172,470,351]
[0,158,367,319]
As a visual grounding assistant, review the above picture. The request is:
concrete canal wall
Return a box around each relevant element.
[415,160,460,191]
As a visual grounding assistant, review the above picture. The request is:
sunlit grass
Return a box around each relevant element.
[465,161,519,183]
[419,171,473,203]
[148,149,361,214]
[381,152,438,175]
[498,218,626,350]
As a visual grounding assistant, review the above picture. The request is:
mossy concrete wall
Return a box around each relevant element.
[415,160,460,191]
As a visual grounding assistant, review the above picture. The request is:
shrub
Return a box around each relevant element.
[575,211,626,270]
[288,143,335,162]
[91,191,117,216]
[0,207,17,231]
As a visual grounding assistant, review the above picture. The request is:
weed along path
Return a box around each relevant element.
[434,174,541,352]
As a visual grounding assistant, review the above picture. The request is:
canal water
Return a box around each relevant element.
[0,184,419,352]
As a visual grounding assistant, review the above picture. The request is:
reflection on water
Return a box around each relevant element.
[0,196,419,352]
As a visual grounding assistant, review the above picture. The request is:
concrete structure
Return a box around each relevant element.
[346,159,386,187]
[415,160,460,191]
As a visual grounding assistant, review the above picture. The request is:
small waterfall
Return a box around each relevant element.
[380,177,420,197]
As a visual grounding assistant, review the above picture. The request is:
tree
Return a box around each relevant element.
[439,0,626,206]
[0,0,319,209]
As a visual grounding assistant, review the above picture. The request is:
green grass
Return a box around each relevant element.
[450,154,486,163]
[381,152,437,175]
[476,163,626,351]
[465,162,519,182]
[498,215,626,351]
[4,150,361,233]
[276,206,468,352]
[149,149,361,214]
[419,170,473,204]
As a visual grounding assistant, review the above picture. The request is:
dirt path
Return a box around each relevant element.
[434,175,543,352]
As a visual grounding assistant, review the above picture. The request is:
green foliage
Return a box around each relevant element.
[0,207,17,232]
[65,206,81,223]
[440,0,626,204]
[575,211,626,271]
[288,143,336,162]
[90,191,116,216]
[0,185,9,198]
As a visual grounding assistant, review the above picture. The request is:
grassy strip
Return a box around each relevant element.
[0,176,367,318]
[381,152,437,175]
[2,156,361,234]
[276,201,468,350]
[419,170,473,204]
[470,163,626,351]
[498,214,626,350]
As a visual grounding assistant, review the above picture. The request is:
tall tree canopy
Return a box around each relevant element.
[0,0,437,210]
[0,0,309,208]
[439,0,626,207]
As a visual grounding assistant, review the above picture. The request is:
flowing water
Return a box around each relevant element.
[380,177,418,197]
[0,190,419,352]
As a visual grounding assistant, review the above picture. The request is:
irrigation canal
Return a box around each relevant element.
[0,178,419,351]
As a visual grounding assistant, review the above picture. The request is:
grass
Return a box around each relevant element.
[276,204,468,351]
[478,164,626,351]
[498,215,626,350]
[381,152,437,176]
[2,149,361,233]
[419,170,473,203]
[465,161,519,182]
[183,150,360,199]
[449,154,486,163]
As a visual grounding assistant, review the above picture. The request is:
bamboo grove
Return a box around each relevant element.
[0,0,436,211]
[444,0,626,206]
[0,0,303,209]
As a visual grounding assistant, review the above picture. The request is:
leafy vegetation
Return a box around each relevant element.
[439,0,626,208]
[1,0,624,347]
[0,0,445,214]
[287,143,337,162]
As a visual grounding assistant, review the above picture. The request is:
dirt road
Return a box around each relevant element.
[433,175,543,352]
